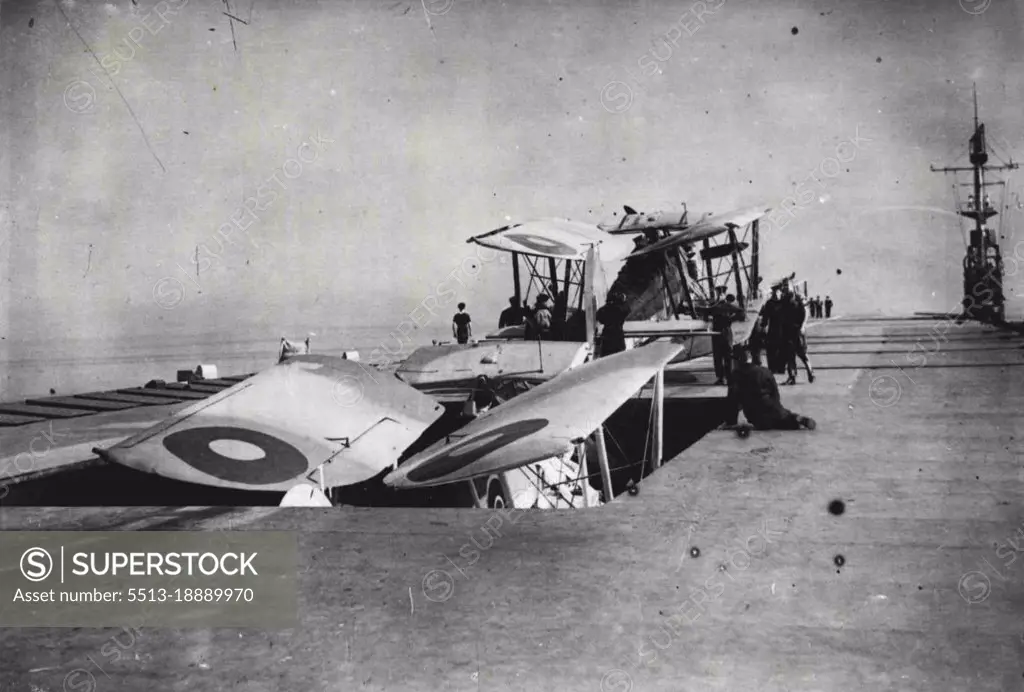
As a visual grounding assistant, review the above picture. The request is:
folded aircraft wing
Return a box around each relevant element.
[94,355,445,492]
[627,205,771,259]
[467,219,635,262]
[384,342,684,489]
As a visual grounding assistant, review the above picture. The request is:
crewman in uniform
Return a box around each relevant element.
[452,302,473,344]
[498,297,524,328]
[824,295,833,318]
[707,293,744,385]
[759,286,786,374]
[780,284,814,385]
[524,294,553,340]
[725,344,816,431]
[596,291,629,356]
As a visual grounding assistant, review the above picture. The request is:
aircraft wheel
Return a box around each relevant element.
[487,481,508,509]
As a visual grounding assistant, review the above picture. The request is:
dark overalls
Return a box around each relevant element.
[726,361,803,430]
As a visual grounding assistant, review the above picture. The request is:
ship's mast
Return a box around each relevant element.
[931,84,1018,323]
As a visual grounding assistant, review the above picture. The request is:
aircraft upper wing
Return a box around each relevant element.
[598,209,691,234]
[384,342,684,489]
[627,205,771,259]
[94,355,445,492]
[467,219,635,262]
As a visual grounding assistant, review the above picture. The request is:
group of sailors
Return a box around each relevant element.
[713,279,820,431]
[465,279,832,395]
[754,280,816,385]
[965,194,992,212]
[455,279,822,433]
[709,278,820,388]
[495,291,564,340]
[807,295,833,319]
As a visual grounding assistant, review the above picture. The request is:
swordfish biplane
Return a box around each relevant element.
[397,202,771,399]
[388,202,770,508]
[94,202,771,509]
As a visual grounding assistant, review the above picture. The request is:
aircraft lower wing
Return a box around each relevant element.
[93,355,445,492]
[627,205,771,259]
[384,341,684,489]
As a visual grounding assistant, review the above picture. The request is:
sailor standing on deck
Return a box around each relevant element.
[780,283,814,385]
[759,286,786,374]
[596,291,629,356]
[708,293,744,385]
[725,344,816,431]
[499,297,524,328]
[452,303,472,345]
[824,296,833,318]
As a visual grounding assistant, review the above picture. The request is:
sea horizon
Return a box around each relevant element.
[0,322,455,402]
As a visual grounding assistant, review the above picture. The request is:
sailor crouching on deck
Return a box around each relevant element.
[724,344,816,431]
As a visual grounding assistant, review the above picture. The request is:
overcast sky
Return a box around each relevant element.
[2,0,1023,350]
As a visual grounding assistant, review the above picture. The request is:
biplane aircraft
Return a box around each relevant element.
[388,203,770,508]
[94,202,771,510]
[397,203,770,395]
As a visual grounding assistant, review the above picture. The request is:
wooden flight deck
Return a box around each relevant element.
[1,315,1022,690]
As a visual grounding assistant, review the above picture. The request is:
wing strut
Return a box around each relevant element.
[702,239,716,296]
[573,439,590,508]
[583,245,598,351]
[512,251,522,304]
[728,228,746,310]
[649,369,665,471]
[593,425,614,503]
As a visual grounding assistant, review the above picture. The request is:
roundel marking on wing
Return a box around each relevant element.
[163,426,309,485]
[503,233,579,257]
[405,418,550,484]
